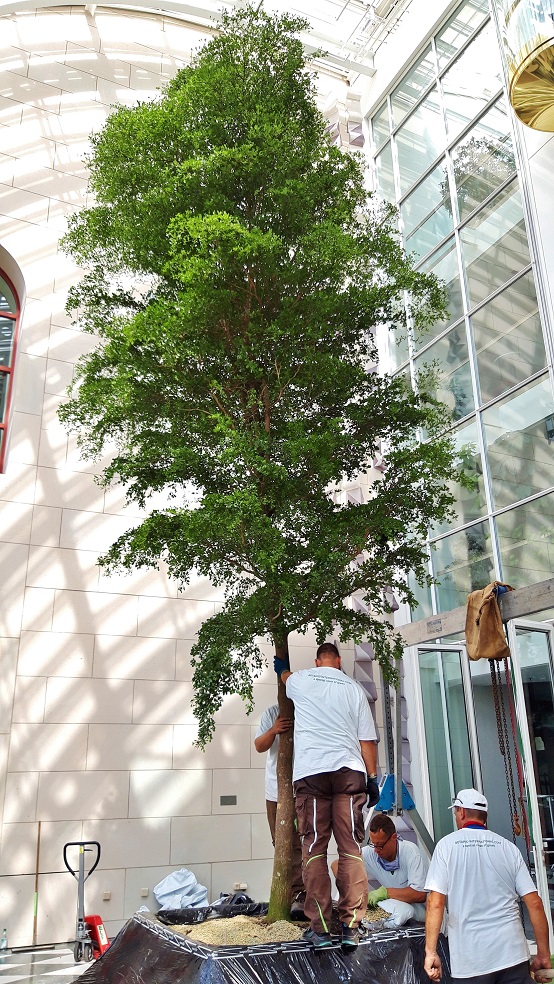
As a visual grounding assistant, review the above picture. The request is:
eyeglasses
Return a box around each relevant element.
[370,830,396,852]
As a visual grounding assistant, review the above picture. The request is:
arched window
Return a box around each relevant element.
[0,271,20,471]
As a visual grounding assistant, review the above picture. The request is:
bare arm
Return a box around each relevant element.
[387,886,426,904]
[522,891,551,971]
[254,716,292,753]
[360,739,377,777]
[280,670,292,684]
[424,891,446,981]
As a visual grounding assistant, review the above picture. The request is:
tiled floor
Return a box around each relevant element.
[0,947,93,984]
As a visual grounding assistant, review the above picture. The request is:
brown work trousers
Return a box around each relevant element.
[294,768,367,934]
[266,800,305,901]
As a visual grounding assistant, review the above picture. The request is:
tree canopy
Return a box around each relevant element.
[60,5,459,751]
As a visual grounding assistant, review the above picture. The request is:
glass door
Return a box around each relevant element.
[417,646,476,840]
[508,622,554,930]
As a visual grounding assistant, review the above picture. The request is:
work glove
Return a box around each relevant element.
[366,777,380,808]
[274,656,290,677]
[367,886,388,907]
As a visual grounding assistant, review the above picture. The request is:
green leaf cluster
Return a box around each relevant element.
[60,5,460,747]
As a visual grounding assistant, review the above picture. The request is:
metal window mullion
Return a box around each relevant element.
[460,645,483,791]
[436,650,457,798]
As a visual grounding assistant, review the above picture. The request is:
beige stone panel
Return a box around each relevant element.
[87,724,173,771]
[42,392,66,428]
[83,817,171,871]
[30,505,62,546]
[124,862,212,915]
[175,638,194,681]
[212,769,265,817]
[0,637,18,735]
[0,872,35,948]
[212,859,273,904]
[129,64,163,91]
[37,421,68,469]
[0,45,29,75]
[36,868,125,944]
[47,198,80,233]
[48,323,97,363]
[172,725,251,771]
[0,820,55,877]
[36,770,129,821]
[13,9,96,51]
[52,589,138,636]
[137,597,214,640]
[0,499,33,543]
[0,736,7,828]
[27,54,98,99]
[0,460,37,504]
[19,297,53,358]
[21,586,54,632]
[251,812,273,861]
[0,542,28,635]
[35,820,84,873]
[129,769,212,820]
[12,352,46,416]
[95,11,165,51]
[170,814,251,866]
[8,411,42,465]
[44,677,134,724]
[9,721,87,771]
[0,102,22,132]
[3,771,39,823]
[65,435,109,476]
[160,53,188,81]
[18,629,94,677]
[65,42,131,85]
[213,684,276,726]
[11,677,47,723]
[27,542,100,595]
[36,468,105,513]
[97,564,177,599]
[52,140,90,179]
[44,357,73,397]
[132,680,194,726]
[95,77,136,109]
[176,569,221,602]
[0,72,61,113]
[59,508,139,552]
[93,635,175,681]
[0,182,50,228]
[47,105,107,142]
[159,21,212,56]
[0,150,16,185]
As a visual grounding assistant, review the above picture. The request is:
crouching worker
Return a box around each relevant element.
[363,814,428,927]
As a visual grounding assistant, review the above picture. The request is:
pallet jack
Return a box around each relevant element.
[63,841,111,963]
[365,677,435,856]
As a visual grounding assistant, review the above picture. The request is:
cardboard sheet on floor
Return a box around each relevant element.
[77,911,451,984]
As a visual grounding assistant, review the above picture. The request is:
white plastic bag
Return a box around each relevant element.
[152,868,208,910]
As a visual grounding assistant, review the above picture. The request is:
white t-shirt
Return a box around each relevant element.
[255,704,279,802]
[285,667,377,782]
[425,825,536,977]
[363,838,428,922]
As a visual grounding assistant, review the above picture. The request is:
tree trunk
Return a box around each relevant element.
[266,635,296,923]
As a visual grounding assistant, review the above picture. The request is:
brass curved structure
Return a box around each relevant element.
[497,0,554,131]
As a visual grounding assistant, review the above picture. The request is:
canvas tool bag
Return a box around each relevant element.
[465,580,512,661]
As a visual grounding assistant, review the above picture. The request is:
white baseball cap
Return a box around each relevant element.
[448,788,488,811]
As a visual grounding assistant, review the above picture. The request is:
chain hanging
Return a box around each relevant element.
[489,658,521,841]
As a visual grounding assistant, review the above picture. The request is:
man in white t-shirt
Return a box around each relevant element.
[424,788,551,984]
[275,642,379,950]
[362,813,428,926]
[254,704,304,914]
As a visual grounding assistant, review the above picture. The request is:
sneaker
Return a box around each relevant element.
[302,928,333,949]
[290,892,306,920]
[341,924,359,950]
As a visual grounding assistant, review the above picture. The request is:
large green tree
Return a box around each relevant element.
[60,7,458,922]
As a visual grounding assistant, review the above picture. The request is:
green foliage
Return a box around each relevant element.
[60,5,460,748]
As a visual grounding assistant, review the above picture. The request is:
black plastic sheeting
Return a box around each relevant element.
[77,911,451,984]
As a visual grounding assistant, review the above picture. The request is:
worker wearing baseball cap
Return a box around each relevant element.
[424,787,551,984]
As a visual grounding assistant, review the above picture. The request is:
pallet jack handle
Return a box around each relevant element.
[63,841,101,881]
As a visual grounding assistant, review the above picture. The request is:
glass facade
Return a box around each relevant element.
[370,0,554,615]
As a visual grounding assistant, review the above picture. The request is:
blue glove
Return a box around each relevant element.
[366,777,380,808]
[274,656,290,677]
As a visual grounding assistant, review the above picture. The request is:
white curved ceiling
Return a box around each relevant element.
[0,0,413,80]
